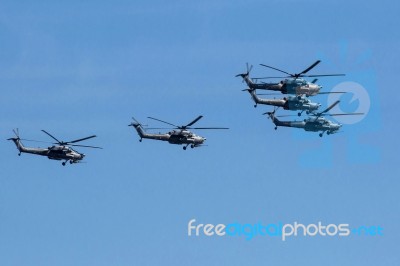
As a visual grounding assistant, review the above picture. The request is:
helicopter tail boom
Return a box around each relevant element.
[265,113,305,129]
[129,118,170,142]
[248,89,286,107]
[8,135,48,156]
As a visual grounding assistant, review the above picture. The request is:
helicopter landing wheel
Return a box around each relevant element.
[183,146,187,150]
[190,144,194,148]
[298,112,301,116]
[254,105,257,108]
[18,153,21,156]
[62,162,66,166]
[319,133,323,137]
[139,139,142,142]
[274,126,277,130]
[70,160,73,164]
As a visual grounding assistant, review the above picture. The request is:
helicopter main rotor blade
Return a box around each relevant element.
[259,64,292,76]
[326,113,364,116]
[69,144,103,149]
[20,139,53,144]
[68,135,97,144]
[256,74,345,79]
[317,100,340,116]
[253,76,288,79]
[185,115,203,127]
[298,60,321,76]
[256,93,283,96]
[41,130,62,144]
[145,127,173,130]
[275,115,298,117]
[147,117,178,127]
[189,127,229,130]
[317,92,346,95]
[303,74,345,77]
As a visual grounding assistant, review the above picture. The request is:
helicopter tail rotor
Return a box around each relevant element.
[235,62,253,82]
[7,128,26,154]
[7,129,19,148]
[12,128,20,139]
[263,107,278,119]
[8,129,21,142]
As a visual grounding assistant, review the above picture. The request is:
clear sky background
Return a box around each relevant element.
[1,0,399,265]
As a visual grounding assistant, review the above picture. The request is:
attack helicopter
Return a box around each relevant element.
[243,86,321,116]
[8,129,102,165]
[129,115,228,150]
[236,61,345,96]
[264,100,363,137]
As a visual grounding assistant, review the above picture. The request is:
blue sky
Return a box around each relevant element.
[1,1,399,265]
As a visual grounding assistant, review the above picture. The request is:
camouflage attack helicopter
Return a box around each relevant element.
[8,129,102,165]
[129,115,228,150]
[264,100,363,137]
[236,61,345,96]
[243,86,321,116]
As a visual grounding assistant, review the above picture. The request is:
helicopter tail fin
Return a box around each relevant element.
[7,129,25,152]
[262,109,292,128]
[128,117,147,139]
[263,110,279,125]
[235,63,254,87]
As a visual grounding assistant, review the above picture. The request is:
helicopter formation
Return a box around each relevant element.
[236,60,363,137]
[7,60,363,165]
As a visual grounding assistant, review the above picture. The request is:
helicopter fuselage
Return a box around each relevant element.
[167,130,205,145]
[261,78,321,96]
[268,115,342,136]
[249,90,321,113]
[303,118,341,133]
[131,123,206,148]
[45,146,84,161]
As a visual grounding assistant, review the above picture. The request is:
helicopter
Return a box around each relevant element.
[236,61,345,96]
[129,115,228,150]
[243,86,321,116]
[7,129,102,165]
[264,100,363,137]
